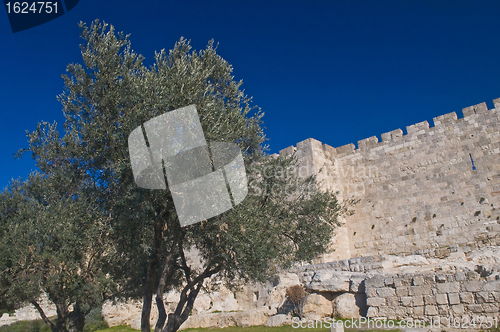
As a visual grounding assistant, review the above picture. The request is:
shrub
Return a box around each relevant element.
[285,285,307,319]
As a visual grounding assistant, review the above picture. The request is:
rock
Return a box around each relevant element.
[333,293,361,319]
[393,255,429,268]
[302,293,332,320]
[180,312,222,330]
[308,271,351,292]
[231,309,268,327]
[264,314,291,327]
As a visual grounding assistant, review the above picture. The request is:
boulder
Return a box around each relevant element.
[333,293,361,319]
[302,293,332,320]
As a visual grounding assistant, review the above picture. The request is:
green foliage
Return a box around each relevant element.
[11,19,351,332]
[83,308,108,332]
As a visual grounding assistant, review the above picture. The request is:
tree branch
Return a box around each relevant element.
[31,301,55,331]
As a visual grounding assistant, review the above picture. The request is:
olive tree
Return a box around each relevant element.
[21,20,352,332]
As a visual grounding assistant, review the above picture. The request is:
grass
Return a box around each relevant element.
[1,319,406,332]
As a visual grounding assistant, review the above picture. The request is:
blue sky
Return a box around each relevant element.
[1,1,500,189]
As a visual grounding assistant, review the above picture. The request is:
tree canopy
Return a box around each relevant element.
[2,20,352,332]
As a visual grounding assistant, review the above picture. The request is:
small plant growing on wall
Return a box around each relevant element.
[286,285,307,319]
[479,197,486,204]
[475,211,481,217]
[412,217,417,222]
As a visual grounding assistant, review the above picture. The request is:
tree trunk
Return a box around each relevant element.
[141,215,166,332]
[154,243,176,332]
[68,303,87,332]
[55,302,69,332]
[161,264,222,332]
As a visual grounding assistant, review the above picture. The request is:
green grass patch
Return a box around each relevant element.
[0,319,52,332]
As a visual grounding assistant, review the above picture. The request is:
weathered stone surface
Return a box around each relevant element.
[264,314,291,327]
[447,293,460,305]
[333,293,361,319]
[302,293,332,320]
[435,293,448,305]
[436,282,460,293]
[459,292,474,304]
[376,287,396,298]
[307,272,350,292]
[366,297,385,307]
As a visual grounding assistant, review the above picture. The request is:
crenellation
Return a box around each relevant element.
[381,128,404,142]
[432,112,457,126]
[406,120,430,135]
[474,102,488,113]
[279,145,295,156]
[493,97,500,110]
[358,136,379,151]
[335,143,356,156]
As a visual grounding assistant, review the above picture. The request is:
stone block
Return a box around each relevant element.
[435,293,448,305]
[448,293,460,305]
[435,274,446,283]
[412,296,424,306]
[400,297,412,306]
[460,292,475,304]
[408,286,431,296]
[333,293,362,319]
[386,297,399,306]
[366,307,378,317]
[394,277,412,287]
[366,297,385,307]
[395,286,408,297]
[302,294,332,320]
[436,282,460,294]
[413,306,424,316]
[491,291,500,302]
[483,280,500,291]
[462,281,483,292]
[454,272,466,281]
[378,306,396,319]
[364,276,385,288]
[451,304,465,314]
[308,272,350,292]
[424,305,438,316]
[412,276,425,286]
[437,304,449,315]
[365,288,377,297]
[376,287,396,298]
[476,291,494,303]
[482,303,499,313]
[424,295,436,305]
[384,277,394,287]
[467,304,484,313]
[394,306,407,318]
[264,315,290,327]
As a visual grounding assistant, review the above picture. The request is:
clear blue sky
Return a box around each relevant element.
[1,1,500,189]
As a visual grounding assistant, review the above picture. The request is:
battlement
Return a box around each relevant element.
[281,98,500,159]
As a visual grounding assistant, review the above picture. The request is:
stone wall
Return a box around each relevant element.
[365,272,499,321]
[282,98,500,261]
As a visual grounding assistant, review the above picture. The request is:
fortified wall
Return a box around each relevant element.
[281,98,500,261]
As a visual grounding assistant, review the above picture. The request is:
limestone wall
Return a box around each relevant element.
[282,98,500,260]
[365,271,500,321]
